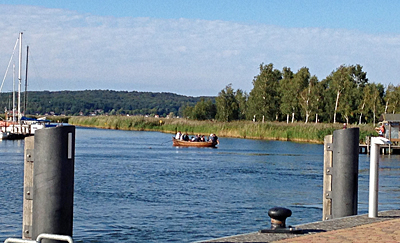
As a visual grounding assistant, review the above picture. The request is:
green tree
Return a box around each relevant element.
[348,65,369,124]
[339,76,358,124]
[330,66,350,123]
[384,84,400,114]
[391,85,400,114]
[325,64,368,124]
[358,87,368,124]
[216,84,239,122]
[247,63,282,122]
[192,98,216,120]
[313,78,326,123]
[291,67,311,122]
[279,67,294,123]
[235,89,248,120]
[350,64,369,88]
[324,65,363,124]
[364,83,385,126]
[299,75,320,123]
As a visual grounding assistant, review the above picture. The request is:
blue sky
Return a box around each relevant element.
[0,1,399,96]
[4,0,400,33]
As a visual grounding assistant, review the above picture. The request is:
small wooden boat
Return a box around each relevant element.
[172,138,217,148]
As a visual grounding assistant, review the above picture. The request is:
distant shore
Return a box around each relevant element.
[68,116,377,144]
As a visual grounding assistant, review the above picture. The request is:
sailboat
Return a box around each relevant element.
[0,32,48,139]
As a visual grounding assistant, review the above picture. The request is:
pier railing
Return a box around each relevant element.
[4,233,73,243]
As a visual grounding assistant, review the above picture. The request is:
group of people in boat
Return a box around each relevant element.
[175,131,219,144]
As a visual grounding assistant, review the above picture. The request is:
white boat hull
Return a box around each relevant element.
[1,122,47,137]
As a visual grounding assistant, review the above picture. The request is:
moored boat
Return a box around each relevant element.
[172,138,218,148]
[0,33,51,139]
[1,118,50,137]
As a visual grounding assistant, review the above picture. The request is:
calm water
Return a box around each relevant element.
[1,126,400,242]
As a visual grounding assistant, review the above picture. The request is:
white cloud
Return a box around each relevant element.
[0,5,399,96]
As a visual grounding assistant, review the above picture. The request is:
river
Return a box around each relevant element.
[1,126,399,242]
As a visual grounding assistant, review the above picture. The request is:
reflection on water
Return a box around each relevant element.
[1,127,399,242]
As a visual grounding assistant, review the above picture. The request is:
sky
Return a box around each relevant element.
[0,1,399,97]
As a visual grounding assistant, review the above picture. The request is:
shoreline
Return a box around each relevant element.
[68,116,377,145]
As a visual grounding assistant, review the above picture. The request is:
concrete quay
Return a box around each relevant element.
[200,209,400,243]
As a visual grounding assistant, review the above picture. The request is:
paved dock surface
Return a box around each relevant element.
[200,210,400,243]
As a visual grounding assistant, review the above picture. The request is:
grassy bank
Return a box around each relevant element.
[68,116,377,144]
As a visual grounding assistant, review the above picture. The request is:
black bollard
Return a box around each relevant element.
[331,128,359,218]
[268,207,292,229]
[31,126,75,242]
[259,207,302,234]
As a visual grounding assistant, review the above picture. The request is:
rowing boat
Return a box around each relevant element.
[172,138,217,148]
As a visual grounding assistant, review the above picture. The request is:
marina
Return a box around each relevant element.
[0,32,52,140]
[0,117,53,140]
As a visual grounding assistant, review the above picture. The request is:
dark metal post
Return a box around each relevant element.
[331,127,359,218]
[31,126,75,242]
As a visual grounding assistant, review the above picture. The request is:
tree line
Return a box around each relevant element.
[0,63,397,124]
[0,90,213,117]
[183,63,400,125]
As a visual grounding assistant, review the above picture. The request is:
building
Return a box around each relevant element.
[379,113,400,144]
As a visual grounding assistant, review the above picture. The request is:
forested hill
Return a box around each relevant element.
[0,90,215,117]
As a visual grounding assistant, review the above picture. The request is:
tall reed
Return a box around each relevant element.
[69,116,377,144]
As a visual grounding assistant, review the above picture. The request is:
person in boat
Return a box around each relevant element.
[210,134,219,145]
[175,131,182,140]
[200,135,206,142]
[182,133,189,141]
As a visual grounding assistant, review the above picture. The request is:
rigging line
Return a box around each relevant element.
[0,37,19,93]
[28,49,44,90]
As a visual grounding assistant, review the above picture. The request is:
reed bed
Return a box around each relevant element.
[68,116,377,144]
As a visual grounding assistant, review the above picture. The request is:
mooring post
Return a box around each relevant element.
[22,136,34,239]
[368,137,391,218]
[331,128,359,218]
[323,128,359,220]
[31,126,75,242]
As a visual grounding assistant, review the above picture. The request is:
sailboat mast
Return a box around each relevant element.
[24,45,29,115]
[12,64,15,122]
[17,32,22,123]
